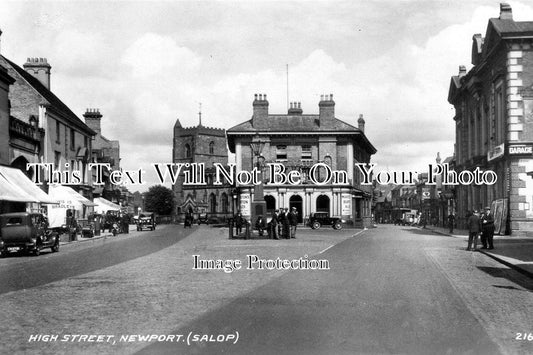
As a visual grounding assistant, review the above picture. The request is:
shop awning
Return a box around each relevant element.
[48,185,98,208]
[0,166,58,204]
[94,197,121,214]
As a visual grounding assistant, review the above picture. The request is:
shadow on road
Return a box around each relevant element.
[477,266,533,292]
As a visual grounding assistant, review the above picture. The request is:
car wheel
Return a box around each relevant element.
[51,240,59,253]
[334,221,342,230]
[34,247,40,256]
[312,221,321,229]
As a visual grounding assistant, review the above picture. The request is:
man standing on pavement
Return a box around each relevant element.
[481,206,495,250]
[289,207,298,239]
[467,210,481,251]
[269,211,279,239]
[281,207,290,239]
[448,213,455,233]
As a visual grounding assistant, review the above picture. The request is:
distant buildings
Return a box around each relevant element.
[448,3,533,235]
[172,114,233,221]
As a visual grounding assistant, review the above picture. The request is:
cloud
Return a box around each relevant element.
[121,33,202,78]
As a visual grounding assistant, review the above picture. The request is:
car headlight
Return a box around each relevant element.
[341,219,346,223]
[30,238,37,244]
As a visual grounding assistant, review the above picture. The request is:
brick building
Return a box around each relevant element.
[226,94,377,227]
[172,114,233,221]
[0,53,95,199]
[448,3,533,235]
[83,108,123,204]
[0,61,15,165]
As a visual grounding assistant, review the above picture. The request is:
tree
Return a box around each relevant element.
[144,185,174,215]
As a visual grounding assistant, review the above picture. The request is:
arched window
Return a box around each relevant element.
[209,193,217,213]
[185,144,191,158]
[221,193,228,213]
[209,141,215,154]
[316,195,330,214]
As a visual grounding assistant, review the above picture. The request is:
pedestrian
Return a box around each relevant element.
[448,213,455,233]
[275,209,282,237]
[289,207,298,239]
[481,206,495,249]
[235,211,244,235]
[467,210,481,251]
[255,215,266,237]
[121,213,130,234]
[281,207,290,239]
[269,211,279,239]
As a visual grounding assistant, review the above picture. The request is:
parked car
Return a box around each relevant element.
[0,212,60,256]
[307,212,344,230]
[197,213,209,225]
[136,212,156,231]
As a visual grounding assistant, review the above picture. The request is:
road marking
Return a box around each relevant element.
[319,244,334,254]
[352,230,365,238]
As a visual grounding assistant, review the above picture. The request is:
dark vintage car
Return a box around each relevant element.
[136,212,156,231]
[307,212,344,230]
[0,212,60,256]
[197,212,209,225]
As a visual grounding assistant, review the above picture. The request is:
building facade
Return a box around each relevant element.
[83,108,123,205]
[448,3,533,235]
[0,54,95,199]
[0,62,15,165]
[172,115,233,221]
[227,94,377,227]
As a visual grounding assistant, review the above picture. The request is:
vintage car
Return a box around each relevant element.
[0,212,60,256]
[197,212,209,225]
[136,212,156,231]
[307,212,344,230]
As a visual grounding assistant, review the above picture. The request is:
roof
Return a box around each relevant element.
[490,18,533,37]
[1,56,95,136]
[227,115,377,154]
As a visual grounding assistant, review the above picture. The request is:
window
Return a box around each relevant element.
[54,151,61,169]
[185,144,191,158]
[209,141,215,154]
[70,129,75,150]
[495,85,505,145]
[56,121,61,143]
[276,145,287,161]
[301,145,312,161]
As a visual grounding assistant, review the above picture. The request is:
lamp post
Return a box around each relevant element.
[250,133,266,228]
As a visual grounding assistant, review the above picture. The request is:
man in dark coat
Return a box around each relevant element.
[234,212,244,235]
[447,213,455,233]
[269,211,279,239]
[281,208,290,239]
[467,210,481,251]
[255,216,266,237]
[481,207,495,249]
[121,213,130,234]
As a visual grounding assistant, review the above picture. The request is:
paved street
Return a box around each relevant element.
[1,224,532,355]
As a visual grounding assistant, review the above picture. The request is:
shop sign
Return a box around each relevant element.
[487,143,504,161]
[341,194,351,215]
[508,143,533,156]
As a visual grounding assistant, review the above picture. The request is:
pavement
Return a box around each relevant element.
[418,224,533,278]
[58,224,136,245]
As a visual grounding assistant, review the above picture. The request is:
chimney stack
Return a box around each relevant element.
[23,57,52,90]
[252,93,269,128]
[83,108,102,135]
[499,3,512,20]
[358,114,365,132]
[458,65,467,76]
[318,94,335,126]
[288,101,303,115]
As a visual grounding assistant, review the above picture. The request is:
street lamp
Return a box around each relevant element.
[250,133,266,228]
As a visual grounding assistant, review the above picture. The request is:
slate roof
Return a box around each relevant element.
[228,115,358,132]
[490,18,533,37]
[227,114,377,154]
[1,56,95,136]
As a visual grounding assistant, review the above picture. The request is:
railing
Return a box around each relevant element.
[9,116,42,142]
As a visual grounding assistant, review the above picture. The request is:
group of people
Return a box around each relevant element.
[233,207,299,239]
[264,207,299,240]
[466,207,495,251]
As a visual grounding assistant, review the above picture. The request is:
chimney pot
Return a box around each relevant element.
[264,94,267,100]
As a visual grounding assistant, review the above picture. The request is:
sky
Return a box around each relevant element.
[1,0,533,191]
